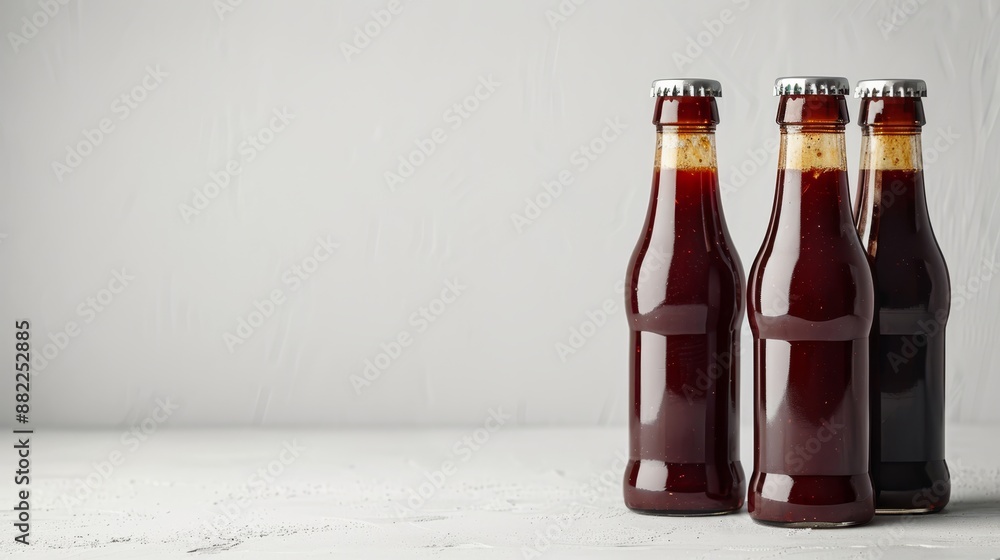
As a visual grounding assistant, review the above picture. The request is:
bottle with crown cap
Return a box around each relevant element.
[623,79,746,515]
[854,78,951,514]
[747,76,875,527]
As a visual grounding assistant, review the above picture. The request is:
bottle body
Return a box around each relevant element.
[624,93,745,515]
[854,95,950,513]
[747,92,875,527]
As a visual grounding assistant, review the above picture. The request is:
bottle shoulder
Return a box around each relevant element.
[871,236,949,271]
[625,242,746,333]
[747,243,874,339]
[749,234,873,298]
[871,251,951,314]
[627,243,745,296]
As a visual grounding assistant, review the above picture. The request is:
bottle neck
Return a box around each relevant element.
[855,130,928,242]
[854,96,929,241]
[772,94,853,232]
[774,127,853,237]
[646,128,724,247]
[646,96,725,245]
[652,95,720,166]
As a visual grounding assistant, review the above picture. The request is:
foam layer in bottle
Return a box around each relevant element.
[655,133,716,170]
[779,132,847,171]
[859,134,921,170]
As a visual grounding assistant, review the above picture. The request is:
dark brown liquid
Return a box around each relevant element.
[624,165,745,514]
[748,163,875,526]
[856,167,950,512]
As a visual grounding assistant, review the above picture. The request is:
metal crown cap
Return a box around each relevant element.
[651,78,722,98]
[773,76,850,96]
[855,79,927,98]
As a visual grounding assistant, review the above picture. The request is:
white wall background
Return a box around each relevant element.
[1,0,998,427]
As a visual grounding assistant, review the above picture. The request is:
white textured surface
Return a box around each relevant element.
[4,426,1000,558]
[1,0,999,427]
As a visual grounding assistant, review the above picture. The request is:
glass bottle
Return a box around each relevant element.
[624,79,745,515]
[747,76,875,527]
[854,79,950,514]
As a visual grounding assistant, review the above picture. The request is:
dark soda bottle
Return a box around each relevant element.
[624,79,745,515]
[747,77,875,527]
[854,79,950,514]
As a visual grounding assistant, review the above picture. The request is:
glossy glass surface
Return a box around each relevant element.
[854,97,951,514]
[624,96,745,515]
[747,94,875,527]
